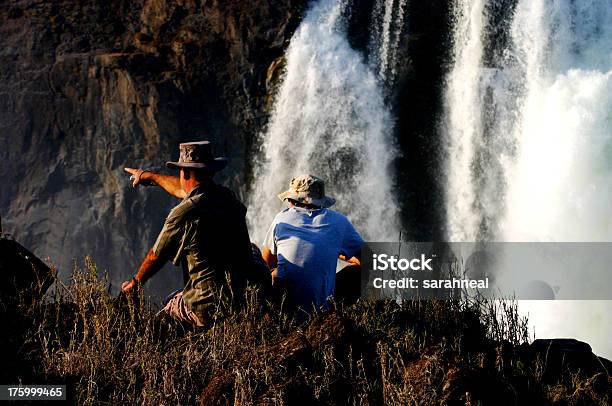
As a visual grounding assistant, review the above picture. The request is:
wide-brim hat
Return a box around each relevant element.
[166,141,228,171]
[278,174,336,208]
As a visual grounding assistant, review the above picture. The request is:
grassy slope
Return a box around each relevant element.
[8,259,611,405]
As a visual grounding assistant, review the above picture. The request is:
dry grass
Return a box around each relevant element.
[10,258,610,405]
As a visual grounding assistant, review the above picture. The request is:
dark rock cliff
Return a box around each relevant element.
[0,0,305,292]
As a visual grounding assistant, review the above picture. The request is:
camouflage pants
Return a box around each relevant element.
[163,291,205,327]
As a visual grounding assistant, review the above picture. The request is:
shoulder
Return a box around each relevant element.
[167,196,199,223]
[267,208,292,230]
[321,208,349,223]
[324,210,360,234]
[273,207,294,221]
[213,184,247,216]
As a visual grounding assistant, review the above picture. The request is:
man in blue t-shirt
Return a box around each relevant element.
[262,174,364,317]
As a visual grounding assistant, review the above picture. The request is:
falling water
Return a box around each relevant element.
[444,0,489,242]
[445,0,612,357]
[503,1,612,242]
[247,0,400,244]
[369,0,408,83]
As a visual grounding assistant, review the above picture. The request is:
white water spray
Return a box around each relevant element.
[445,0,612,357]
[247,0,400,244]
[444,0,488,242]
[504,1,612,242]
[369,0,408,82]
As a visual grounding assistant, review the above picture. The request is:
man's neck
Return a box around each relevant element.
[184,178,214,196]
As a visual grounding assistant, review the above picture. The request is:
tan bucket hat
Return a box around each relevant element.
[278,174,336,208]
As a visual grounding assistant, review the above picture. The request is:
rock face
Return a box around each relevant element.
[0,0,305,291]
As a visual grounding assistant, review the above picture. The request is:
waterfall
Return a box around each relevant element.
[369,0,408,83]
[247,0,400,244]
[444,0,612,357]
[503,1,612,242]
[444,0,490,242]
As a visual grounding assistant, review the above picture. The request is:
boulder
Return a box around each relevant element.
[528,338,610,383]
[0,220,54,304]
[0,218,54,382]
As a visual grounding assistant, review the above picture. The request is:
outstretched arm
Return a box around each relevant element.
[121,250,166,293]
[124,168,186,199]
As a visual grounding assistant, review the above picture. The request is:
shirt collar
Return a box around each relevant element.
[185,179,216,199]
[187,186,201,199]
[290,205,324,216]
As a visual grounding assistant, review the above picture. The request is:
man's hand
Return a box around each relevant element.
[125,168,185,199]
[262,247,278,270]
[124,167,148,188]
[339,255,361,266]
[121,278,137,293]
[123,250,165,295]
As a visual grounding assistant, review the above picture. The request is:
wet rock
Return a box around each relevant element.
[0,0,306,292]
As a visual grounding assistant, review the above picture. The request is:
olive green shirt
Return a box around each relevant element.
[152,182,252,322]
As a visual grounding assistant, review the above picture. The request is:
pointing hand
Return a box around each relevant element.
[124,167,147,188]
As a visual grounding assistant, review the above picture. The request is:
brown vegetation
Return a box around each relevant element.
[5,258,611,405]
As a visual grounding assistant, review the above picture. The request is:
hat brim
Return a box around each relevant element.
[278,190,336,208]
[166,157,228,171]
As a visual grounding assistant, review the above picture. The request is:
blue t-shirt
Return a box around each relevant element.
[263,206,364,315]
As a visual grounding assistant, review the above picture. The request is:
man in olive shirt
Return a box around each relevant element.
[121,141,253,327]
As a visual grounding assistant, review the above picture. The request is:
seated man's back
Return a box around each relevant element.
[155,181,253,322]
[264,203,363,315]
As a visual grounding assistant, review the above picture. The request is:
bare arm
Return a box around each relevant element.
[121,249,166,292]
[261,246,280,285]
[144,172,186,199]
[262,246,277,269]
[124,168,186,199]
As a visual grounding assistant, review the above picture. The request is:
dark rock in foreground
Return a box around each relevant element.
[0,228,54,304]
[528,338,611,384]
[0,229,54,383]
